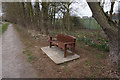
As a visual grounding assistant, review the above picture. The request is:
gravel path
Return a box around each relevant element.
[2,24,39,78]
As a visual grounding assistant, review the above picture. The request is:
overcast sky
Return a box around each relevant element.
[70,0,120,17]
[0,0,120,17]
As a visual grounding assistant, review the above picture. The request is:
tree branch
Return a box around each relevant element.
[110,2,115,20]
[87,2,118,39]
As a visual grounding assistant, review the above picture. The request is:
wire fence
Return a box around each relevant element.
[80,18,101,30]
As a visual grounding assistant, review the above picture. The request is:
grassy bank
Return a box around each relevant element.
[13,24,119,78]
[0,22,9,35]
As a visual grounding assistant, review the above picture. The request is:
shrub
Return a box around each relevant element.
[77,35,109,52]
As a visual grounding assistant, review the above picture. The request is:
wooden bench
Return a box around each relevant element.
[49,34,76,57]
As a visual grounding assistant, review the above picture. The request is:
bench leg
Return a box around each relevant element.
[72,43,75,53]
[64,44,67,58]
[64,49,66,58]
[50,42,52,48]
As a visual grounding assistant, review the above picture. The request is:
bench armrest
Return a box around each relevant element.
[49,36,57,41]
[50,36,52,41]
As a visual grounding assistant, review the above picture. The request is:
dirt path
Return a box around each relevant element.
[2,24,39,78]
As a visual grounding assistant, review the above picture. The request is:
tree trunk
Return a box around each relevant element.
[34,1,41,31]
[110,2,115,20]
[66,2,71,31]
[42,2,49,34]
[87,2,119,67]
[53,4,56,31]
[118,12,120,73]
[109,38,119,66]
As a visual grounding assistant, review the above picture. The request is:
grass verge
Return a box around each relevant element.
[0,22,9,35]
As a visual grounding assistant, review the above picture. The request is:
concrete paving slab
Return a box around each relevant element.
[41,46,80,64]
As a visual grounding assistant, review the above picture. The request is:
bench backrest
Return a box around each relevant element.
[57,34,76,43]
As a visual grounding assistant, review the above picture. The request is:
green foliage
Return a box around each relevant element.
[85,61,92,66]
[97,33,102,38]
[96,38,109,52]
[80,18,101,30]
[93,32,97,37]
[85,63,89,66]
[22,51,26,54]
[27,53,32,56]
[27,56,36,62]
[96,44,103,50]
[22,48,36,62]
[70,16,84,28]
[77,34,109,52]
[0,22,9,35]
[62,62,67,65]
[22,49,29,54]
[96,54,105,59]
[27,58,32,62]
[77,37,81,43]
[28,56,35,60]
[89,41,96,47]
[84,38,91,45]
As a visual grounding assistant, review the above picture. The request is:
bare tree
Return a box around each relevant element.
[87,2,119,69]
[34,1,41,30]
